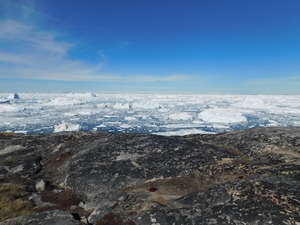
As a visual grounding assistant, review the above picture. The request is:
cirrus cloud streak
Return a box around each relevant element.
[0,19,192,83]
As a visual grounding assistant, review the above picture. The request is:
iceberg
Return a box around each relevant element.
[199,107,247,123]
[66,92,96,98]
[54,121,81,133]
[7,93,20,99]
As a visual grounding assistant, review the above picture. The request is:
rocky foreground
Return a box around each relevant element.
[0,127,300,225]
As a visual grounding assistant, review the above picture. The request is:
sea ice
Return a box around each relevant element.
[0,104,19,112]
[168,112,193,120]
[66,92,96,98]
[132,102,161,109]
[45,98,83,106]
[0,93,299,135]
[124,116,137,121]
[112,103,129,110]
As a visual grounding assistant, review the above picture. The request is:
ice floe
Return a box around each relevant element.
[168,112,193,121]
[0,104,19,113]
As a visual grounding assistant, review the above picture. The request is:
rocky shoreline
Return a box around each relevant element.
[0,127,300,224]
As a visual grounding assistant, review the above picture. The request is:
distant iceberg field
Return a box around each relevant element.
[0,92,300,135]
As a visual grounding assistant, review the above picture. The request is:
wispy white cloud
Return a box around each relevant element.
[0,20,193,83]
[0,19,71,56]
[0,0,60,24]
[0,52,35,65]
[0,0,118,82]
[241,76,300,94]
[243,76,300,86]
[0,52,193,82]
[0,2,195,84]
[126,74,193,82]
[0,20,31,38]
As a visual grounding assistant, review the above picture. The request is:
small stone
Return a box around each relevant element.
[79,201,85,208]
[151,217,157,222]
[35,179,45,192]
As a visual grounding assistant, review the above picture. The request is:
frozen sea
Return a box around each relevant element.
[0,92,300,136]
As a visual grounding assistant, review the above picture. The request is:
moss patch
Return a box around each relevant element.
[95,213,137,225]
[0,183,34,222]
[0,132,17,136]
[41,188,81,209]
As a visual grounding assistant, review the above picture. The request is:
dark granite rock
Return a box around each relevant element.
[0,127,299,224]
[0,210,80,225]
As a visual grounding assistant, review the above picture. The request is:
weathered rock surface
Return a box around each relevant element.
[0,127,299,224]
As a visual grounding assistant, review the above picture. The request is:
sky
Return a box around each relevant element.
[0,0,300,94]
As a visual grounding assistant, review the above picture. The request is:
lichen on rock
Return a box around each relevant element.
[0,127,300,224]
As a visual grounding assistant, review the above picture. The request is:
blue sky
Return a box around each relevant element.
[0,0,300,94]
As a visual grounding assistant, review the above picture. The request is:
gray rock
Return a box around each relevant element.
[0,210,80,225]
[0,127,299,224]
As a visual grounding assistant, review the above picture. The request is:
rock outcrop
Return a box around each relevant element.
[0,127,299,224]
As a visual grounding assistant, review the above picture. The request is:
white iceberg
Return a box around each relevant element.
[238,95,265,109]
[54,121,81,133]
[66,92,96,98]
[7,93,20,99]
[199,107,247,123]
